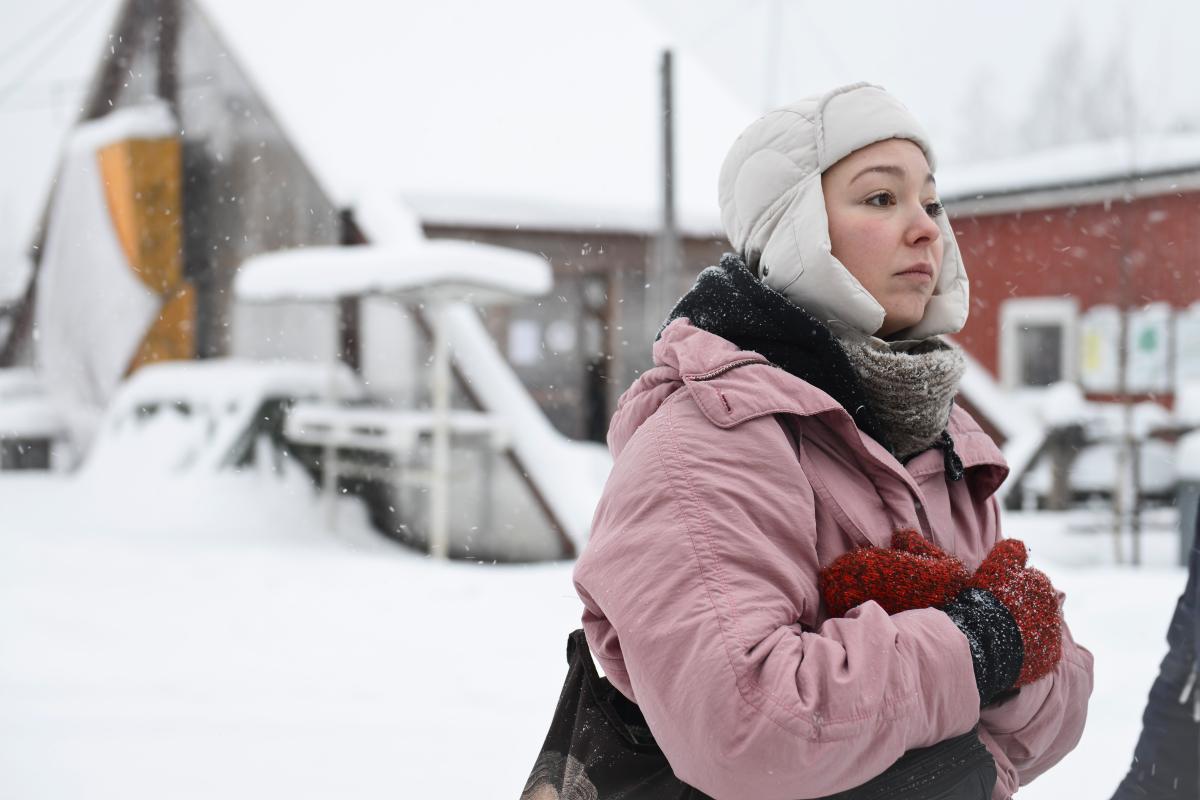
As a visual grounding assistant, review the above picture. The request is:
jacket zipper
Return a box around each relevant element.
[685,358,764,382]
[1180,662,1200,722]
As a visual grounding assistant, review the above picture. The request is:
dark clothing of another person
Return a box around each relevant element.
[1111,524,1200,799]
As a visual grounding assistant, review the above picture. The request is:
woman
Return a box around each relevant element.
[572,83,1094,799]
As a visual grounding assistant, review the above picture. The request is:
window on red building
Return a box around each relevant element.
[1018,325,1064,386]
[1000,297,1078,390]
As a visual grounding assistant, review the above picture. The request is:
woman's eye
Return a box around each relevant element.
[925,201,945,218]
[865,192,894,208]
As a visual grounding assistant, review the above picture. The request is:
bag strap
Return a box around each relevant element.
[567,628,589,667]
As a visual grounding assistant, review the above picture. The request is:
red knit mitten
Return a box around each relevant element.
[820,529,970,618]
[966,539,1063,687]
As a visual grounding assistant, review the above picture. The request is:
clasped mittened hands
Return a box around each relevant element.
[820,529,970,618]
[962,538,1064,689]
[820,533,1064,705]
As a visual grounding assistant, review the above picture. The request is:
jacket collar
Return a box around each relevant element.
[660,255,892,451]
[658,319,1009,496]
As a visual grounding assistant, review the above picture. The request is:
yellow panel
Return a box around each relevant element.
[97,135,195,372]
[127,285,196,372]
[97,137,183,292]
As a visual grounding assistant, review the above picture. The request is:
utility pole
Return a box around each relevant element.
[647,50,682,340]
[1114,29,1141,566]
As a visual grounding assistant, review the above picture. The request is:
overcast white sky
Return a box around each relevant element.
[1,0,1198,263]
[639,0,1200,164]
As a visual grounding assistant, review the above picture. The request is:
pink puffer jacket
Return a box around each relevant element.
[573,318,1093,800]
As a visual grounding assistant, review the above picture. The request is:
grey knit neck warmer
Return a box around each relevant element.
[838,334,966,460]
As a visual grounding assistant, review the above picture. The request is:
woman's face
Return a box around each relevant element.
[821,138,944,338]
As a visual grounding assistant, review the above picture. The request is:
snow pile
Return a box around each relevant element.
[0,368,67,439]
[1064,440,1176,495]
[0,468,584,798]
[954,346,1043,501]
[0,471,1185,799]
[83,359,362,476]
[1176,429,1200,482]
[1172,379,1200,429]
[1036,382,1090,429]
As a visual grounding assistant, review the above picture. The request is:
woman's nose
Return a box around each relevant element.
[908,205,941,246]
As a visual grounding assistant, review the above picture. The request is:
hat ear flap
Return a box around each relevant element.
[762,175,886,337]
[724,148,806,271]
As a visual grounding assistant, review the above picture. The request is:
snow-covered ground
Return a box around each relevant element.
[0,467,1187,798]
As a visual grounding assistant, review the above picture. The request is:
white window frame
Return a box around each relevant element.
[999,297,1079,390]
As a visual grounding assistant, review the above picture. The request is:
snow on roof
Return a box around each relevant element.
[234,241,552,305]
[404,191,724,237]
[66,100,176,155]
[940,132,1200,202]
[196,0,752,234]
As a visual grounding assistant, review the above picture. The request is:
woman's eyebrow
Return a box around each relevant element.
[850,164,937,187]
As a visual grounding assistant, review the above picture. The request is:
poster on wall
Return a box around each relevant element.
[1125,303,1171,394]
[1175,303,1200,389]
[1078,305,1120,393]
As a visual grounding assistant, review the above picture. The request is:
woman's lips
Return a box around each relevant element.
[896,263,934,281]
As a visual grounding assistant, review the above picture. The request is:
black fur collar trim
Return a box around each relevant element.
[660,254,895,455]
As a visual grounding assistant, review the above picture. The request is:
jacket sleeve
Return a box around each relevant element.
[573,399,981,800]
[975,497,1096,799]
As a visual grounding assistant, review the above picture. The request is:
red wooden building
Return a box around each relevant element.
[943,137,1200,404]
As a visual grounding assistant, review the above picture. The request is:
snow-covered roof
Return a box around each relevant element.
[66,100,176,155]
[234,241,552,305]
[940,132,1200,203]
[404,191,724,237]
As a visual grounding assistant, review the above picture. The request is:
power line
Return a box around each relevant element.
[0,0,94,75]
[0,2,104,110]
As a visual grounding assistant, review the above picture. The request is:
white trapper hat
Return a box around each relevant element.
[718,82,969,340]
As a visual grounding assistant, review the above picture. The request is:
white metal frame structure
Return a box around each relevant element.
[236,240,551,558]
